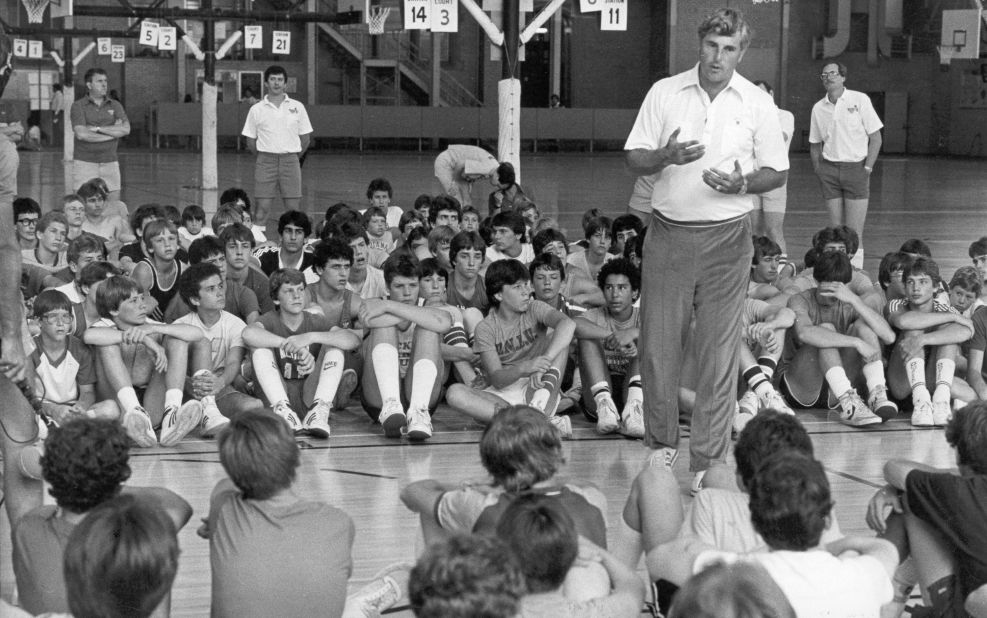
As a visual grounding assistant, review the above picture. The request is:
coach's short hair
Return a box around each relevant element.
[218,412,299,499]
[698,8,751,50]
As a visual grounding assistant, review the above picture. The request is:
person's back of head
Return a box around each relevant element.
[669,560,796,618]
[218,411,300,500]
[946,401,987,475]
[749,452,832,551]
[495,493,578,593]
[63,494,179,618]
[734,411,813,491]
[812,250,853,285]
[900,238,933,258]
[480,405,564,492]
[42,418,131,514]
[408,533,525,618]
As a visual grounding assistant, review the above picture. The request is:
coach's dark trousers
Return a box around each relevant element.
[640,212,752,472]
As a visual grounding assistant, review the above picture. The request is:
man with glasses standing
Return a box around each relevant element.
[810,63,883,268]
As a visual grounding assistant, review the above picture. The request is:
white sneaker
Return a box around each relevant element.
[619,398,645,438]
[867,385,898,421]
[159,400,204,447]
[303,400,333,439]
[690,470,706,496]
[931,400,951,427]
[199,397,230,439]
[123,405,157,448]
[837,390,882,428]
[738,389,759,417]
[379,398,407,438]
[273,400,303,434]
[594,394,620,434]
[911,399,934,427]
[405,406,433,441]
[761,389,794,416]
[549,415,572,439]
[344,562,413,618]
[646,446,679,470]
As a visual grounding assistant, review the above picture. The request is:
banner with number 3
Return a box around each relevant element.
[430,0,457,32]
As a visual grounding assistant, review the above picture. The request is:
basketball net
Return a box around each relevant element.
[22,0,50,23]
[936,45,959,67]
[368,6,391,35]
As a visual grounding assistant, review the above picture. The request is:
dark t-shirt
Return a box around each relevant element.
[163,279,260,323]
[905,469,987,595]
[70,96,128,163]
[256,310,335,381]
[968,307,987,381]
[446,274,489,314]
[119,241,189,265]
[239,267,276,314]
[253,245,315,277]
[12,505,74,614]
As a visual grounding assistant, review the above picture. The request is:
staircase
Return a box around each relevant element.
[317,3,482,106]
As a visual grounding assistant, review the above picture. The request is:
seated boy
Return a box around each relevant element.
[12,418,191,614]
[323,219,388,295]
[363,205,396,254]
[418,257,484,388]
[67,261,122,338]
[690,453,896,617]
[445,230,490,314]
[175,263,265,436]
[131,219,186,323]
[869,401,987,616]
[83,275,205,447]
[21,210,68,272]
[178,204,207,250]
[783,226,883,312]
[566,215,613,284]
[498,494,645,616]
[886,257,976,426]
[748,235,789,306]
[610,213,643,257]
[428,194,463,232]
[574,258,645,437]
[461,205,481,234]
[78,178,134,254]
[360,255,453,440]
[778,251,897,427]
[948,265,985,318]
[445,260,576,432]
[252,210,315,276]
[364,176,404,229]
[876,251,912,306]
[484,211,534,268]
[60,194,86,243]
[44,232,106,293]
[30,290,118,424]
[163,236,260,324]
[242,268,361,437]
[221,223,276,314]
[428,224,457,273]
[733,297,796,429]
[532,228,605,308]
[200,412,355,617]
[118,204,189,274]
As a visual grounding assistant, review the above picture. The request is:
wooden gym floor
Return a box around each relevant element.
[2,149,984,615]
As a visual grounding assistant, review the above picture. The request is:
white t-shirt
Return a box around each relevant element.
[52,281,84,304]
[694,548,892,618]
[485,243,535,266]
[809,89,883,162]
[624,65,789,222]
[241,95,313,153]
[173,311,246,374]
[347,266,387,300]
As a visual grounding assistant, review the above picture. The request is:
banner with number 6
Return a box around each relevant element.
[97,38,112,55]
[600,0,626,30]
[430,0,457,32]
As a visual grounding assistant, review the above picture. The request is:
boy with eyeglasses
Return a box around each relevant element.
[14,196,40,251]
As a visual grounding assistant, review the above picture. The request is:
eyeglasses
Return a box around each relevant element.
[17,217,38,226]
[41,312,74,325]
[820,71,841,79]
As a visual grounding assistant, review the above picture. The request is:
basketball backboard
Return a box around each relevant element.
[941,9,981,60]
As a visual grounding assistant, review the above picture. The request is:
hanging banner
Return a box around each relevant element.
[404,0,430,29]
[97,37,112,55]
[158,26,177,50]
[139,21,160,46]
[600,0,627,30]
[111,45,126,62]
[244,25,263,49]
[430,0,458,32]
[272,30,290,54]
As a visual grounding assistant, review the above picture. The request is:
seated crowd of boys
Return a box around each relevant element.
[5,168,987,617]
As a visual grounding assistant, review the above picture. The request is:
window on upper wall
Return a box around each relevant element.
[27,70,59,111]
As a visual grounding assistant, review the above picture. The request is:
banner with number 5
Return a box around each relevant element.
[430,0,457,32]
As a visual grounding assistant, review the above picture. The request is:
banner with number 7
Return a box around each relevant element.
[244,25,263,49]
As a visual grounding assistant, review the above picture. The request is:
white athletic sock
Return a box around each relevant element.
[372,343,402,403]
[933,358,955,403]
[165,389,184,411]
[743,365,773,399]
[862,361,887,394]
[824,367,853,398]
[905,357,931,402]
[409,358,438,411]
[313,348,345,406]
[626,374,643,403]
[252,348,290,407]
[117,387,141,414]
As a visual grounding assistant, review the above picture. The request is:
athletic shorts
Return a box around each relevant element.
[254,152,302,199]
[751,182,788,213]
[73,160,121,193]
[816,158,870,200]
[483,377,529,407]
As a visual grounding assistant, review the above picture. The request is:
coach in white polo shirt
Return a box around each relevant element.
[809,62,882,267]
[242,65,313,234]
[625,8,788,489]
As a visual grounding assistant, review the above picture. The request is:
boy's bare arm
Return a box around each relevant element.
[825,535,898,579]
[890,308,972,334]
[967,349,987,399]
[147,322,205,343]
[360,299,453,333]
[542,314,576,360]
[901,323,973,350]
[242,323,283,349]
[828,283,895,344]
[883,458,938,490]
[574,316,613,340]
[284,328,362,352]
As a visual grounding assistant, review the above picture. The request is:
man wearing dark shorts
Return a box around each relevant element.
[241,65,312,236]
[809,62,882,268]
[624,8,788,491]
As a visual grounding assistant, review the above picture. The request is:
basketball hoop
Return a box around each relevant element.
[368,6,391,35]
[936,45,961,67]
[21,0,50,23]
